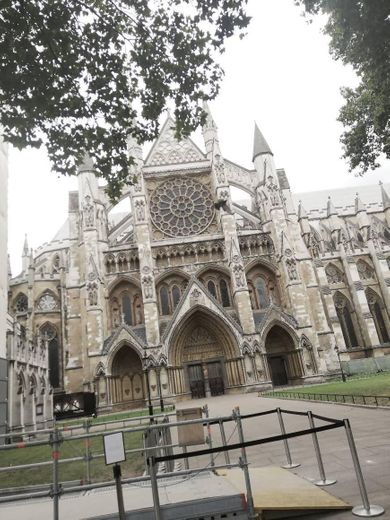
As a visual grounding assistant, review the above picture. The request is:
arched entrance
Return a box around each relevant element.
[110,344,144,407]
[170,310,244,398]
[265,326,304,386]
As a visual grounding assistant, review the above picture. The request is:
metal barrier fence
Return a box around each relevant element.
[0,406,385,519]
[262,391,390,407]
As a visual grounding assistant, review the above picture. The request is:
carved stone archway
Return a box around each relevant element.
[264,325,304,386]
[169,310,244,398]
[109,343,145,407]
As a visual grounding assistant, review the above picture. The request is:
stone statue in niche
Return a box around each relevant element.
[83,195,95,227]
[232,262,245,287]
[142,275,153,299]
[286,258,298,280]
[135,199,145,222]
[266,176,280,206]
[214,154,226,184]
[87,281,98,306]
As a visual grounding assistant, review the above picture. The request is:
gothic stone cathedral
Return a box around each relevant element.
[8,107,390,414]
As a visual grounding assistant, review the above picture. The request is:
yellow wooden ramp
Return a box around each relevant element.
[217,466,351,518]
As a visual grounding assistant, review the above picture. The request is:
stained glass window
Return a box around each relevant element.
[207,280,217,299]
[160,287,170,315]
[150,178,214,237]
[220,279,231,307]
[122,294,133,325]
[172,286,181,309]
[255,278,269,308]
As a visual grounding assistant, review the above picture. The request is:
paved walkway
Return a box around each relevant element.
[177,392,390,519]
[1,392,389,519]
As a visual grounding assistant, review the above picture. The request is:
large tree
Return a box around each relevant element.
[295,1,390,177]
[0,0,249,199]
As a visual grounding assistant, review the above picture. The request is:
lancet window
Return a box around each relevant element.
[200,271,232,308]
[40,323,60,388]
[157,274,188,316]
[357,260,375,281]
[325,264,344,285]
[109,282,144,329]
[366,290,390,344]
[334,293,359,349]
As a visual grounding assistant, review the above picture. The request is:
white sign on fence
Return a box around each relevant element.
[103,432,126,465]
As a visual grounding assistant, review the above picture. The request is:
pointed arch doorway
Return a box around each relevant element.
[170,311,244,398]
[265,325,304,386]
[109,343,145,407]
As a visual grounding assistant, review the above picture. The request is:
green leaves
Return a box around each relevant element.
[295,0,390,177]
[0,0,249,201]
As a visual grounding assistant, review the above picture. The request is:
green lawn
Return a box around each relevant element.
[0,430,144,490]
[264,373,390,405]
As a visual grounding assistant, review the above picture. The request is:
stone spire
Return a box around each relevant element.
[355,192,366,214]
[22,234,29,274]
[253,122,273,161]
[298,200,308,220]
[326,196,337,217]
[380,181,390,210]
[77,152,94,173]
[202,102,221,159]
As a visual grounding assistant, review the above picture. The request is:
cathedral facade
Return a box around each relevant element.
[8,108,390,414]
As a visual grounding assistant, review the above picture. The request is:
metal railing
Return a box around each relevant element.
[261,391,390,407]
[0,406,385,519]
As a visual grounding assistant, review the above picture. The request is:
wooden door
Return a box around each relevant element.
[269,356,288,386]
[188,364,205,398]
[207,361,224,396]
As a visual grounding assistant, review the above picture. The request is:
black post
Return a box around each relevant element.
[156,367,164,412]
[143,353,154,421]
[113,464,126,520]
[335,346,346,382]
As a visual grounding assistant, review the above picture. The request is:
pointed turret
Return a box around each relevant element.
[7,254,12,278]
[22,234,29,274]
[253,123,273,161]
[380,181,390,210]
[326,196,337,217]
[202,102,221,159]
[379,181,390,227]
[127,132,143,167]
[77,152,94,173]
[298,201,310,235]
[355,193,366,214]
[355,192,370,230]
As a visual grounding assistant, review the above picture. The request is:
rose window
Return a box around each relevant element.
[150,178,214,237]
[37,294,57,311]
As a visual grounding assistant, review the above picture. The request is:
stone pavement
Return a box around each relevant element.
[0,392,389,519]
[177,392,390,519]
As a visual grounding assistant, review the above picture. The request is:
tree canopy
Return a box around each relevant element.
[0,0,249,199]
[295,1,390,177]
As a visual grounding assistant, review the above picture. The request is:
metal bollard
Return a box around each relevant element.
[84,419,92,484]
[50,428,62,520]
[203,404,215,468]
[344,419,384,518]
[276,408,300,469]
[233,407,256,520]
[307,411,336,486]
[148,457,162,520]
[219,419,230,465]
[182,445,189,470]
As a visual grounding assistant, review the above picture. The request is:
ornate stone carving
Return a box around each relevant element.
[135,199,146,222]
[357,260,375,281]
[87,281,98,306]
[142,275,154,299]
[232,262,245,287]
[150,178,214,237]
[286,258,298,280]
[325,264,344,284]
[83,195,95,228]
[15,293,28,313]
[354,281,364,291]
[321,286,331,295]
[37,293,58,312]
[266,176,280,206]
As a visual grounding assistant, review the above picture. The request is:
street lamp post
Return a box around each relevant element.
[142,353,154,420]
[156,366,164,412]
[334,346,346,382]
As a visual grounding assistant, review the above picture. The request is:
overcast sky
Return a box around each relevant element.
[8,0,390,275]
